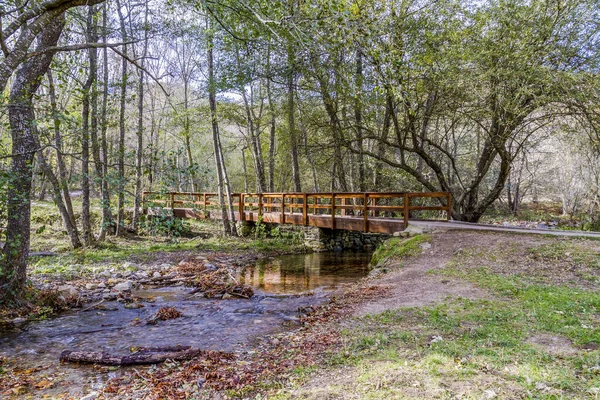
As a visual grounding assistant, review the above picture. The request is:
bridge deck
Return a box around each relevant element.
[168,209,406,234]
[143,191,452,235]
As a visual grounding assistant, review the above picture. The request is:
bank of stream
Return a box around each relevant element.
[0,251,372,398]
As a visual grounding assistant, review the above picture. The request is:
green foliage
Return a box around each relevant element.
[139,214,191,238]
[370,235,430,268]
[253,216,268,240]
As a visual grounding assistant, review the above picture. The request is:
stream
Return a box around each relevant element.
[0,251,372,397]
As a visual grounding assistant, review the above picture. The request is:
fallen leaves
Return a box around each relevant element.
[154,306,183,321]
[100,281,389,398]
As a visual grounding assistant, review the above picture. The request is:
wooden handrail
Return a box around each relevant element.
[142,191,453,232]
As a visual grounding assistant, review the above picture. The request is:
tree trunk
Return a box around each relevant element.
[47,70,78,233]
[97,2,114,240]
[115,0,128,236]
[80,6,97,247]
[1,14,65,305]
[60,346,202,366]
[132,1,149,230]
[287,44,302,192]
[266,76,276,192]
[36,150,82,248]
[206,17,231,236]
[354,49,365,191]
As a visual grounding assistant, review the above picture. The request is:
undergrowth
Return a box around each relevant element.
[370,234,430,268]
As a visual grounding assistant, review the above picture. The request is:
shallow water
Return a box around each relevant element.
[0,251,371,397]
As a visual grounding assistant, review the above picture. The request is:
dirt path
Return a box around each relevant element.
[284,230,600,399]
[410,219,600,238]
[356,231,491,316]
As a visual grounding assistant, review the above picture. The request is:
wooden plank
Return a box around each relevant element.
[331,193,336,230]
[303,193,308,226]
[367,205,406,211]
[404,193,409,228]
[281,194,285,223]
[308,215,333,229]
[408,206,447,211]
[407,192,447,198]
[363,193,368,232]
[239,194,245,222]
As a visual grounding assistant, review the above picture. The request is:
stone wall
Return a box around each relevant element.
[305,228,390,251]
[237,221,389,251]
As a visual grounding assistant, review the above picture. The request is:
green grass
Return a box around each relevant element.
[326,282,600,398]
[529,241,600,269]
[370,234,430,268]
[276,237,600,399]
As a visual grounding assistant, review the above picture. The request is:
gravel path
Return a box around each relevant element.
[410,219,600,238]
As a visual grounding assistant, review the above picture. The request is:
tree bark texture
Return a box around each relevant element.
[1,14,66,305]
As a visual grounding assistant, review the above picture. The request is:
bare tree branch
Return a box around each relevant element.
[25,40,137,58]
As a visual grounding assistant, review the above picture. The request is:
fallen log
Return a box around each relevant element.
[60,346,202,366]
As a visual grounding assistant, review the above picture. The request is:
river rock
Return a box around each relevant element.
[114,281,133,291]
[80,391,99,400]
[11,317,27,327]
[152,271,162,278]
[122,261,137,271]
[85,283,98,290]
[102,293,117,301]
[98,270,111,278]
[97,282,106,289]
[420,242,432,250]
[204,263,217,271]
[124,303,142,309]
[135,271,149,279]
[58,285,78,301]
[222,293,233,300]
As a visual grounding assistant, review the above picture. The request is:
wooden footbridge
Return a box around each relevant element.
[142,191,452,235]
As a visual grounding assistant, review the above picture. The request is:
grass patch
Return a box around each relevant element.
[529,241,600,269]
[322,289,600,399]
[370,234,430,268]
[278,236,600,399]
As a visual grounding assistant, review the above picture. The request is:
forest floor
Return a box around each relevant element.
[1,207,600,398]
[267,231,600,400]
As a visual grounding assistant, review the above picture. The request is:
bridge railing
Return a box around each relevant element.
[142,191,452,232]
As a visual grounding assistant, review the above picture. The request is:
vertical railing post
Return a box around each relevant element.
[363,193,368,232]
[303,193,308,226]
[281,194,286,224]
[404,193,409,228]
[258,193,263,219]
[170,192,175,213]
[331,193,336,230]
[239,194,245,222]
[447,192,452,221]
[203,193,207,217]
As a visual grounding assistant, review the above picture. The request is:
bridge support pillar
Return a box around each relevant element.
[236,220,255,237]
[303,227,390,252]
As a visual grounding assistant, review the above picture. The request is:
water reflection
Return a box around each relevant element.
[0,251,373,397]
[238,251,373,293]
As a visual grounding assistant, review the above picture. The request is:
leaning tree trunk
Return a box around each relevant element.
[206,16,232,236]
[35,150,82,248]
[1,15,66,305]
[47,70,79,234]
